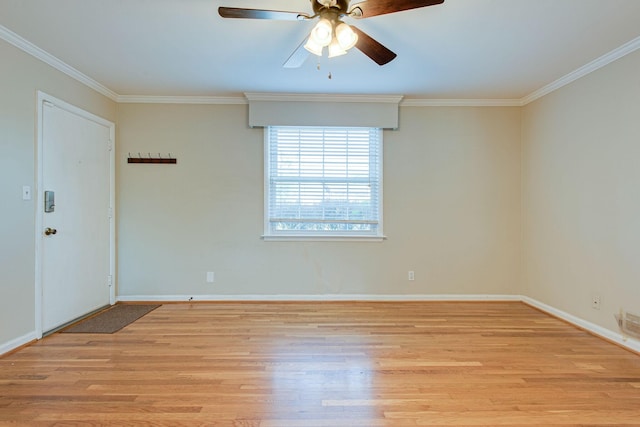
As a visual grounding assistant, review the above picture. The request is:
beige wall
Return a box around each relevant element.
[116,104,522,298]
[0,39,116,347]
[522,49,640,333]
[7,25,637,352]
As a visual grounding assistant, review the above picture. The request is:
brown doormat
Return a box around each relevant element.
[62,304,160,333]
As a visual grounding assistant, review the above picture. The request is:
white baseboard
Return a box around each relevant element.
[0,331,37,356]
[521,296,640,354]
[117,294,521,302]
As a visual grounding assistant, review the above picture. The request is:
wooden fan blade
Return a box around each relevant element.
[349,0,444,19]
[351,26,397,66]
[283,38,311,68]
[218,7,308,21]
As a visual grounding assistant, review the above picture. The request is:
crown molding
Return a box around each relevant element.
[116,95,521,107]
[521,34,640,105]
[245,92,404,104]
[117,95,247,105]
[401,98,523,107]
[0,24,118,101]
[4,21,640,108]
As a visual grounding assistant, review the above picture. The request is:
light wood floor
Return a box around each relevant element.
[1,302,640,426]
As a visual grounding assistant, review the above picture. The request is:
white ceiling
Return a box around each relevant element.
[2,0,640,101]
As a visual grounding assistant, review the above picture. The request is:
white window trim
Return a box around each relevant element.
[263,126,385,242]
[262,235,386,242]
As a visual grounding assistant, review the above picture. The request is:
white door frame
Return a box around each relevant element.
[34,91,116,338]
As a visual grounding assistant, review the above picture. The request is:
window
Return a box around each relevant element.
[265,126,383,240]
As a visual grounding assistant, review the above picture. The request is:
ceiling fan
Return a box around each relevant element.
[218,0,445,68]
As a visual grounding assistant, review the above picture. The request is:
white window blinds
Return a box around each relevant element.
[266,126,383,239]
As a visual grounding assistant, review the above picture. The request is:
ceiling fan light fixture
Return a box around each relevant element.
[219,0,447,68]
[310,18,333,47]
[327,37,347,58]
[335,22,358,50]
[304,36,324,56]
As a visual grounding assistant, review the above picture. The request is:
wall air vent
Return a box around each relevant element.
[615,310,640,339]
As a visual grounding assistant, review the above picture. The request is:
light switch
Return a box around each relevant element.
[22,186,32,200]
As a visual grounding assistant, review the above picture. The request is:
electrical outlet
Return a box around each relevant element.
[591,294,601,310]
[408,271,415,281]
[206,272,215,283]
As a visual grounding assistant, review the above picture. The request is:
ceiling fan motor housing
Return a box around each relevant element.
[312,0,350,15]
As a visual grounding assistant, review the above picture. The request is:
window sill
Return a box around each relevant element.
[262,235,386,242]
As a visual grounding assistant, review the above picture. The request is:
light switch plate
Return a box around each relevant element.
[22,186,31,200]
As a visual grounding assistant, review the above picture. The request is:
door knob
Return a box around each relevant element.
[44,227,57,236]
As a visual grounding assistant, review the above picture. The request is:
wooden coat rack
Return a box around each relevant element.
[127,153,177,164]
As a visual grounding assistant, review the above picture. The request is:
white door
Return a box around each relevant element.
[39,95,114,333]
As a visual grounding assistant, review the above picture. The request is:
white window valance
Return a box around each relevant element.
[245,93,402,129]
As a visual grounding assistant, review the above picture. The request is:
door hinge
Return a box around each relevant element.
[108,140,113,151]
[107,275,113,287]
[108,207,113,219]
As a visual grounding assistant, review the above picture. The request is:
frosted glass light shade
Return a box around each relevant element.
[310,18,333,47]
[335,22,358,50]
[327,38,347,58]
[304,36,323,56]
